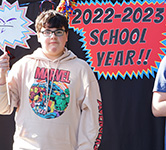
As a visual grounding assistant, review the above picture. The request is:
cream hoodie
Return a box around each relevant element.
[0,48,103,150]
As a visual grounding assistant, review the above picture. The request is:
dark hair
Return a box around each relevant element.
[35,10,68,33]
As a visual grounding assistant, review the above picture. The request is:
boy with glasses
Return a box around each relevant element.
[0,10,102,150]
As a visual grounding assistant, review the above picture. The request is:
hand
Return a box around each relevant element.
[0,52,10,85]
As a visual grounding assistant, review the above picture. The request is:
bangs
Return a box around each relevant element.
[44,15,68,31]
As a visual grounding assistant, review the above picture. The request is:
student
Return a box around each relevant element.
[152,55,166,117]
[0,10,102,150]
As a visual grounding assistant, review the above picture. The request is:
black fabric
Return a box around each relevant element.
[0,0,165,150]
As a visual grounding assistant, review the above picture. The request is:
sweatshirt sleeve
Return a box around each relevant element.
[0,84,13,114]
[77,79,103,150]
[0,61,21,115]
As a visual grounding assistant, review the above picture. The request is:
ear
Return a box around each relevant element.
[37,32,41,43]
[66,32,69,42]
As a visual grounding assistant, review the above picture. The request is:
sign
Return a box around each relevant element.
[0,0,36,51]
[69,0,166,79]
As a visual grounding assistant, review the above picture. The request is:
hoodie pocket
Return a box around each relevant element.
[18,120,71,148]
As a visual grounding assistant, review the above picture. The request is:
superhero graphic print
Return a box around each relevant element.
[29,79,70,119]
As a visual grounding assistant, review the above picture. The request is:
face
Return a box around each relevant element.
[37,27,68,60]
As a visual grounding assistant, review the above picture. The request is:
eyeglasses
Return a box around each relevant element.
[41,29,65,37]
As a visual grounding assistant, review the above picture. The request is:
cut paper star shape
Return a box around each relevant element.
[0,0,36,52]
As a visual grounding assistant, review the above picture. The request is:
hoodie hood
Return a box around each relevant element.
[25,47,77,62]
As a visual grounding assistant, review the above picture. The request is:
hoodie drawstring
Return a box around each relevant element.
[46,60,60,112]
